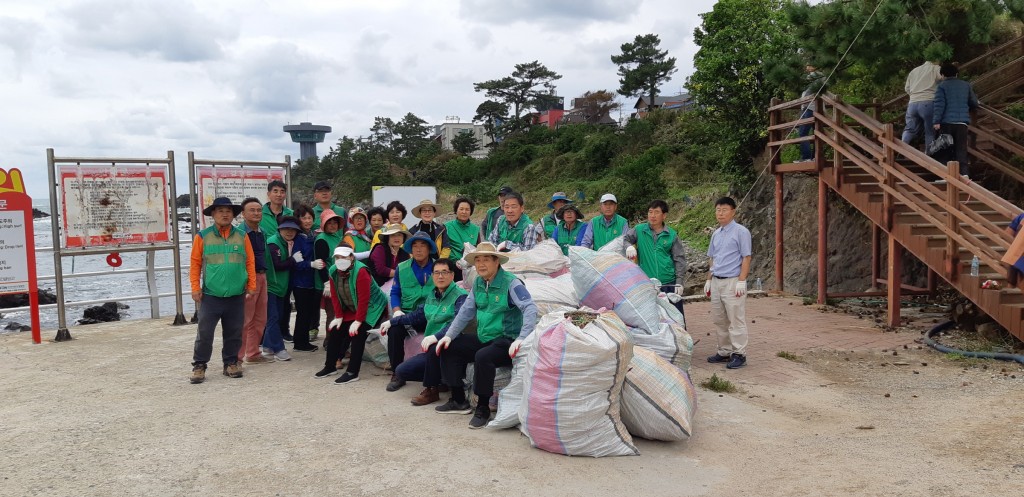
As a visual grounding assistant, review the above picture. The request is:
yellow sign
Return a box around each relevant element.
[0,168,26,194]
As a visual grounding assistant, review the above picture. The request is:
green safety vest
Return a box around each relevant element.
[313,203,347,226]
[397,259,435,312]
[423,284,468,337]
[474,268,523,343]
[200,225,249,298]
[635,223,679,285]
[345,231,372,254]
[553,220,585,256]
[495,214,534,245]
[328,261,386,326]
[260,203,293,235]
[313,230,345,290]
[483,206,502,238]
[445,219,480,260]
[265,234,291,297]
[541,213,558,238]
[591,214,628,250]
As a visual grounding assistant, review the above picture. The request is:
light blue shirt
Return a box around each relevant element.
[707,221,752,278]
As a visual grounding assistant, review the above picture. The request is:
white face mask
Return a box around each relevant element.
[334,258,352,271]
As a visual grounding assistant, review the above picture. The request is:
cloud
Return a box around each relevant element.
[228,41,327,113]
[351,30,408,86]
[0,17,41,76]
[467,26,492,48]
[459,0,641,25]
[60,0,236,62]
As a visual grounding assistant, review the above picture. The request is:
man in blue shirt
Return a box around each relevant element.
[704,197,752,369]
[387,231,436,391]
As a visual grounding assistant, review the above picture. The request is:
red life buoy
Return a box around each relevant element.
[106,252,123,268]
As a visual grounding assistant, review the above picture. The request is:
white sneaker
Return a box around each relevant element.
[275,349,292,361]
[261,347,275,359]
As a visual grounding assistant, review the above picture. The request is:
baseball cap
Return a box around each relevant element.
[600,193,618,204]
[313,181,332,191]
[498,185,514,196]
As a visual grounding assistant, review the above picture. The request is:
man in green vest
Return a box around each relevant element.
[541,191,571,238]
[482,185,513,238]
[623,199,687,315]
[582,193,629,250]
[385,231,437,392]
[486,192,543,252]
[378,258,467,406]
[312,180,347,232]
[189,197,257,384]
[435,242,539,429]
[260,179,296,342]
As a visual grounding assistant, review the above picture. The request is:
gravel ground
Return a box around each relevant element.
[2,312,1022,497]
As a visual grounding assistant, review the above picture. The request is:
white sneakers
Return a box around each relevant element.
[275,349,292,361]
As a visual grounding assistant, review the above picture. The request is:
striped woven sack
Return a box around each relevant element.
[568,246,660,333]
[517,311,639,457]
[629,322,694,373]
[621,347,698,441]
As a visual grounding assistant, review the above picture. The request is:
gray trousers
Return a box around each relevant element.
[192,294,245,366]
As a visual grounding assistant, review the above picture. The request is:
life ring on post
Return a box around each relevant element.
[106,252,123,268]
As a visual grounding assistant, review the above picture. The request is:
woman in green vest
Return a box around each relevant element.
[263,216,305,361]
[377,258,467,406]
[342,207,373,258]
[551,204,589,256]
[317,246,388,384]
[314,210,346,352]
[444,197,480,282]
[434,242,540,429]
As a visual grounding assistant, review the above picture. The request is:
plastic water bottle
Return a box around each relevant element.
[755,278,763,291]
[970,256,980,277]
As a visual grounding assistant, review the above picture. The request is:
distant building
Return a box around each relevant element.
[561,94,619,127]
[283,122,331,161]
[631,93,694,119]
[431,121,492,159]
[532,96,565,129]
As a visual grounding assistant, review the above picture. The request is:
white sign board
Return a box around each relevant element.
[372,186,438,227]
[196,166,286,229]
[59,165,170,247]
[0,210,29,294]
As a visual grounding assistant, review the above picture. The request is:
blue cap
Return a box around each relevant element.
[547,192,571,209]
[403,231,438,255]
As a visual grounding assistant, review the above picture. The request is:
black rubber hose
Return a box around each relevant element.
[924,321,1024,365]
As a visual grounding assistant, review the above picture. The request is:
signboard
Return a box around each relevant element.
[59,165,170,248]
[196,166,285,229]
[0,167,40,343]
[372,186,437,227]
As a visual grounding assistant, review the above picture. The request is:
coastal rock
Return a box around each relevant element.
[33,208,50,219]
[4,321,31,332]
[78,302,122,325]
[0,289,58,308]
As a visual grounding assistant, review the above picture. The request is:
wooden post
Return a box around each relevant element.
[813,97,824,172]
[818,177,828,304]
[775,173,784,292]
[882,124,896,231]
[871,225,881,291]
[888,236,903,327]
[945,160,961,281]
[833,97,843,187]
[769,97,780,173]
[928,268,938,296]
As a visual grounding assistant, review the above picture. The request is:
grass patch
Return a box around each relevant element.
[700,373,738,393]
[776,351,803,362]
[943,352,989,366]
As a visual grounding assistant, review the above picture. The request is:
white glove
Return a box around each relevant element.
[392,309,405,318]
[435,336,452,356]
[379,320,393,336]
[323,284,332,298]
[310,259,325,270]
[292,252,304,262]
[496,241,508,251]
[328,318,344,331]
[625,245,637,260]
[348,320,362,337]
[421,334,438,352]
[508,339,523,358]
[456,259,468,270]
[735,280,747,297]
[704,280,711,297]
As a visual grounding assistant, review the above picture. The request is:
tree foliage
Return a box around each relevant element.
[451,130,481,155]
[473,61,563,133]
[571,90,622,124]
[611,34,678,107]
[473,99,510,144]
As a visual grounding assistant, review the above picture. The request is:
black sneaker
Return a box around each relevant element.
[726,354,747,369]
[469,405,491,429]
[386,374,406,392]
[435,398,472,414]
[313,366,337,378]
[293,344,319,352]
[707,353,730,364]
[334,372,359,384]
[282,332,294,343]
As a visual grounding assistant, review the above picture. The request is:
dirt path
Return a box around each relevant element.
[1,297,1021,496]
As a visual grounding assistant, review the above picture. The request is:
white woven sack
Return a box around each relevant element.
[517,311,639,457]
[621,347,698,441]
[596,235,627,257]
[657,293,686,327]
[524,273,578,315]
[629,322,693,372]
[489,311,565,429]
[504,239,569,276]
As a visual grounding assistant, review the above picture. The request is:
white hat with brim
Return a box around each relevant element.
[464,242,509,265]
[333,246,353,258]
[410,199,441,218]
[378,223,410,240]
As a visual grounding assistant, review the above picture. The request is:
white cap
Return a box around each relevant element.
[600,193,617,204]
[333,246,353,258]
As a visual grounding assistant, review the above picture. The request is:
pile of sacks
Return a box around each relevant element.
[460,239,697,457]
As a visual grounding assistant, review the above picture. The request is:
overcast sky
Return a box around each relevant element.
[1,0,718,200]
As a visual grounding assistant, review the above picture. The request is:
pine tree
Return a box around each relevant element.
[611,34,678,108]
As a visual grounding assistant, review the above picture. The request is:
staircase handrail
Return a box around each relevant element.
[959,34,1024,75]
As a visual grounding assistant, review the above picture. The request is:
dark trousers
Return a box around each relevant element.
[939,123,970,177]
[278,289,293,337]
[387,321,427,372]
[659,284,686,322]
[192,294,244,366]
[440,335,513,403]
[798,108,814,160]
[324,320,372,375]
[292,287,319,349]
[395,346,442,387]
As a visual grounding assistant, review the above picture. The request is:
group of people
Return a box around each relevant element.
[902,60,979,179]
[188,180,753,428]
